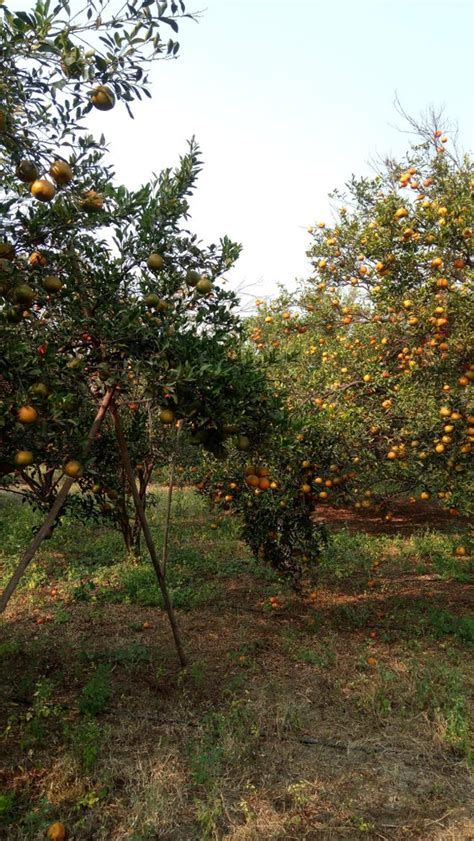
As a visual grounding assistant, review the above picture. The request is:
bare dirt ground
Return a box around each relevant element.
[313,500,474,536]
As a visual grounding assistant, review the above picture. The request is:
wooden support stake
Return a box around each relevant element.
[110,402,187,667]
[1,387,115,615]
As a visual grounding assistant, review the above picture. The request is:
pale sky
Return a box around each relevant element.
[14,0,474,305]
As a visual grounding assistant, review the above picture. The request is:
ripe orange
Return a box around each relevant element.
[47,822,66,841]
[367,656,377,667]
[49,160,73,186]
[245,474,260,488]
[29,250,47,267]
[81,190,104,211]
[259,478,270,490]
[14,450,34,467]
[63,460,83,479]
[30,179,56,202]
[91,85,115,111]
[17,405,38,424]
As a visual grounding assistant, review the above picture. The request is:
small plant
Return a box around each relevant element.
[21,678,59,749]
[0,791,16,818]
[78,665,112,716]
[66,718,105,773]
[53,607,71,624]
[0,639,21,658]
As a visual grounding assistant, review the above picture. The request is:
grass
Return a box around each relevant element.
[0,488,473,840]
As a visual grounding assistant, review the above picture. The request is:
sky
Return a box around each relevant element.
[13,0,474,305]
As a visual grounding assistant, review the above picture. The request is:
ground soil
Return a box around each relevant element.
[0,500,472,840]
[313,500,474,536]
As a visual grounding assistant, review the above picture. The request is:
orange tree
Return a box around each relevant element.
[245,124,473,519]
[0,136,250,543]
[0,1,280,663]
[192,346,329,588]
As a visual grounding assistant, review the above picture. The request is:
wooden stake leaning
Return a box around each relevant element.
[110,401,187,667]
[0,387,115,615]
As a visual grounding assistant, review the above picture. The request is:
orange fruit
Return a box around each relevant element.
[63,460,83,479]
[196,277,213,295]
[16,160,40,182]
[236,435,251,451]
[17,405,38,424]
[159,409,175,424]
[367,656,377,667]
[81,190,103,212]
[29,250,47,267]
[14,450,34,467]
[47,821,66,841]
[49,160,73,185]
[91,85,115,111]
[259,477,271,490]
[30,179,56,202]
[147,253,164,270]
[245,474,260,488]
[42,275,64,293]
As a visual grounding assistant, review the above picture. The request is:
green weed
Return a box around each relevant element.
[78,665,112,716]
[66,718,106,773]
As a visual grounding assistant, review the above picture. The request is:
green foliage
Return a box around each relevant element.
[243,125,473,532]
[66,718,105,773]
[1,0,274,583]
[427,608,474,645]
[21,678,58,749]
[78,665,112,716]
